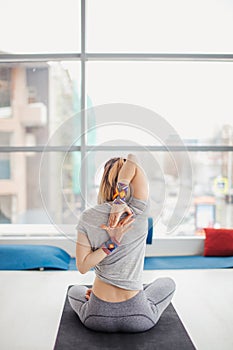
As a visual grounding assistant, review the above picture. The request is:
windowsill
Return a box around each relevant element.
[0,224,76,236]
[0,224,205,257]
[0,224,204,239]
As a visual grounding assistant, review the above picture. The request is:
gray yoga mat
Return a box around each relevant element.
[54,286,196,350]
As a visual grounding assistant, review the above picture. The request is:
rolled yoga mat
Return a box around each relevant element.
[54,286,196,350]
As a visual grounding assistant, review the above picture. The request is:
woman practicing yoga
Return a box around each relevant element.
[68,154,176,332]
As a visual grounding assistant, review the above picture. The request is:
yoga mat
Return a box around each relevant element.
[54,286,196,350]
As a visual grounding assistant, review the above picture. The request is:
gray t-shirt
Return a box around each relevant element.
[76,196,150,290]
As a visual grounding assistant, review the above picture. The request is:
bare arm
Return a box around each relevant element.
[76,233,107,274]
[76,216,134,274]
[120,154,149,201]
[109,154,149,227]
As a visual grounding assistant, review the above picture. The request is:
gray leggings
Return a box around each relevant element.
[68,277,176,333]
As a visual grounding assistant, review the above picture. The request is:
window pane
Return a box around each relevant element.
[0,61,81,146]
[0,0,80,54]
[0,152,11,179]
[0,151,82,226]
[87,151,233,237]
[0,68,11,115]
[87,150,192,236]
[87,61,233,142]
[87,0,233,53]
[0,134,11,179]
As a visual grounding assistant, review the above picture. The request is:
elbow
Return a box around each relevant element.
[77,265,86,274]
[128,153,137,163]
[127,154,138,171]
[76,263,88,274]
[78,268,86,275]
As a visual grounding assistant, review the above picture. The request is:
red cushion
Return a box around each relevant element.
[204,228,233,256]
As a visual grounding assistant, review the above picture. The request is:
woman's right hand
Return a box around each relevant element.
[101,215,135,243]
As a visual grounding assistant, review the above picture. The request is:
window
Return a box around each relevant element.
[0,0,233,241]
[0,151,82,225]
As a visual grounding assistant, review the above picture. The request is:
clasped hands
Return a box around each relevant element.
[101,202,135,243]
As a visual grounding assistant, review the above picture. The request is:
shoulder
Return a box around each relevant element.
[76,202,111,233]
[80,202,111,220]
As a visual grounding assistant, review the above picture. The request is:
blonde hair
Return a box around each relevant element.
[97,157,126,204]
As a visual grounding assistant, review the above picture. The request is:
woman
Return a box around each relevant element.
[68,154,176,332]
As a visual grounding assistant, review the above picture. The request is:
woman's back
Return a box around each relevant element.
[77,196,150,290]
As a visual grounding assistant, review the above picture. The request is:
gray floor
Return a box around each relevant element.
[0,269,233,350]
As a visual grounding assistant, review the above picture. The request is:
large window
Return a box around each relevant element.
[0,0,233,239]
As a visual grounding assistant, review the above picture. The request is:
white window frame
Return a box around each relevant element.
[0,0,233,256]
